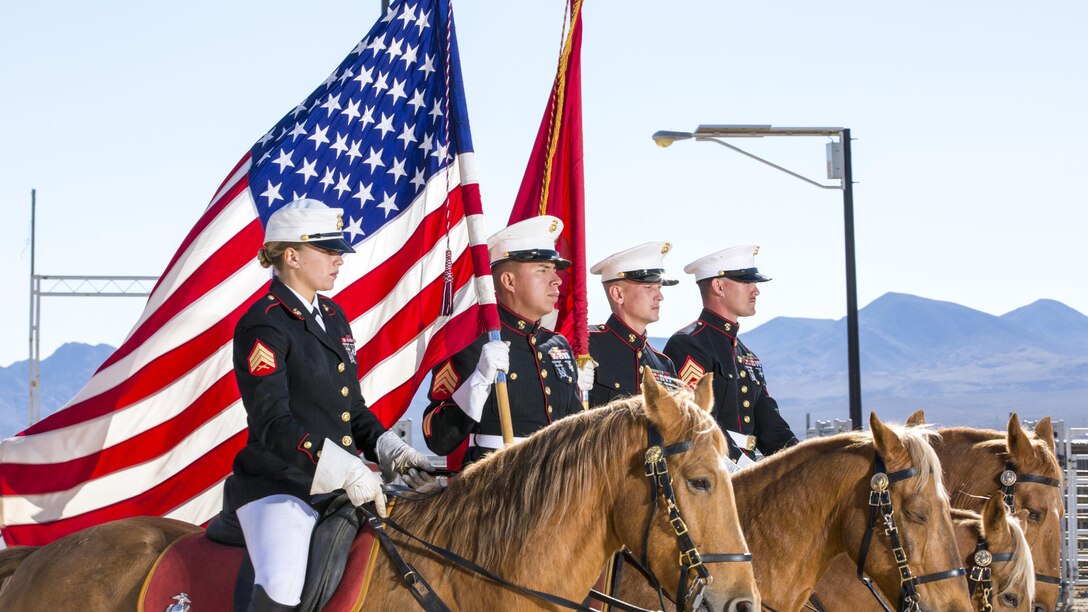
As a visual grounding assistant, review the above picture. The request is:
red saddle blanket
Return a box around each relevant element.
[139,523,382,612]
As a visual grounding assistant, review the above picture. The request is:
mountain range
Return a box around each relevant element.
[1,293,1085,442]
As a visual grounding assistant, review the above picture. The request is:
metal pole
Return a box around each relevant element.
[842,130,862,430]
[28,189,40,426]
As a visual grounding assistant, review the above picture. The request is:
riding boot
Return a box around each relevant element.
[247,585,297,612]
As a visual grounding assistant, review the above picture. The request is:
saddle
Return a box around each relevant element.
[140,497,385,611]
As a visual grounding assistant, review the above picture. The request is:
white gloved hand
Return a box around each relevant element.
[451,340,510,422]
[376,430,440,488]
[577,360,596,394]
[310,439,387,517]
[476,340,510,382]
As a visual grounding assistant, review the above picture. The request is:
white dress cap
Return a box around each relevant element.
[589,241,678,285]
[683,244,771,283]
[486,215,570,270]
[264,198,355,253]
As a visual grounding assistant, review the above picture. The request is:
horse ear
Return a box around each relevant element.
[905,410,926,427]
[1006,413,1036,468]
[870,412,909,467]
[642,366,679,428]
[1033,417,1056,455]
[692,372,714,413]
[981,492,1009,546]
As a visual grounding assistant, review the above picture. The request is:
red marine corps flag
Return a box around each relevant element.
[0,0,496,546]
[507,0,588,358]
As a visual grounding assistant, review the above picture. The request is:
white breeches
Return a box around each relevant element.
[237,494,320,605]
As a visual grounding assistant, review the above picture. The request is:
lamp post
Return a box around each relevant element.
[653,125,861,430]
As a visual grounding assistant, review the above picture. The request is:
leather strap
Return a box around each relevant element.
[362,507,657,612]
[363,510,451,612]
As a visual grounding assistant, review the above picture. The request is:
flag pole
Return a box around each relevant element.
[437,0,514,446]
[490,331,515,445]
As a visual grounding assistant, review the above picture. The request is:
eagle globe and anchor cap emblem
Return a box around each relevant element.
[165,592,191,612]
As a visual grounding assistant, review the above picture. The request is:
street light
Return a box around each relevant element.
[653,124,862,431]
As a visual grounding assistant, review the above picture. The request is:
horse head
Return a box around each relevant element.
[967,492,1036,610]
[1004,415,1063,612]
[858,412,973,611]
[613,369,759,611]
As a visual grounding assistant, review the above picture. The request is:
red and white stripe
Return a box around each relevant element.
[0,151,493,546]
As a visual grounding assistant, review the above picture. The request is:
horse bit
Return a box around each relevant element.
[998,460,1063,588]
[856,453,966,612]
[638,422,753,611]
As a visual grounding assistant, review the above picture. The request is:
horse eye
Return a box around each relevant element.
[904,510,927,525]
[687,478,711,492]
[1027,509,1042,523]
[999,592,1019,607]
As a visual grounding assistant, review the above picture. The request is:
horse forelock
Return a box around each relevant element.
[398,392,717,576]
[1001,511,1036,604]
[892,422,949,503]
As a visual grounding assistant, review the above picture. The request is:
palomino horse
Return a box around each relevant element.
[0,372,760,611]
[619,413,975,611]
[918,412,1064,612]
[814,492,1036,610]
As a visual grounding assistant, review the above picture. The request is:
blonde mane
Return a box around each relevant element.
[393,390,720,573]
[836,422,949,500]
[895,423,949,502]
[1000,511,1036,604]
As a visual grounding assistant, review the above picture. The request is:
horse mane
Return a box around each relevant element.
[896,423,948,502]
[393,389,720,573]
[1001,509,1035,603]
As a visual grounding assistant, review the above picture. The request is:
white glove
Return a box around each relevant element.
[376,430,446,493]
[451,340,509,422]
[310,439,387,517]
[577,360,596,394]
[476,340,510,381]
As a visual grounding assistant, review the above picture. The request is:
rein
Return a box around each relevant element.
[967,535,1013,612]
[638,422,753,611]
[998,460,1064,588]
[855,453,966,612]
[360,506,653,612]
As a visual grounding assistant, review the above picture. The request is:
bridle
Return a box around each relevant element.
[362,420,752,612]
[967,535,1014,612]
[998,460,1064,588]
[856,453,966,612]
[638,422,753,611]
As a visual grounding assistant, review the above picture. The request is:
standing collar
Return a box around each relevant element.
[698,307,740,338]
[284,284,321,315]
[270,277,308,320]
[606,313,647,349]
[499,302,540,336]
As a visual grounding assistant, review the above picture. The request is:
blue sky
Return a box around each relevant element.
[2,1,1086,368]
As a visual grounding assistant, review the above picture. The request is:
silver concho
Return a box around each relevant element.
[165,593,191,612]
[870,472,889,493]
[974,549,993,567]
[999,470,1018,487]
[645,445,664,464]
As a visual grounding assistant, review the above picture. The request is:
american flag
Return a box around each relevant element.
[0,0,496,546]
